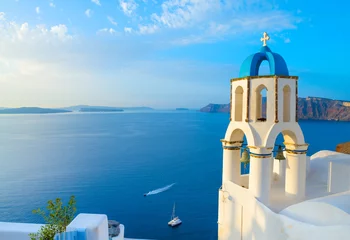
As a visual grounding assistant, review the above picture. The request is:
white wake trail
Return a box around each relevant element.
[145,183,176,196]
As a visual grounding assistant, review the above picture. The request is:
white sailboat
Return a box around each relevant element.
[168,202,182,227]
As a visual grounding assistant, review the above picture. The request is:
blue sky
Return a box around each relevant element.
[0,0,349,108]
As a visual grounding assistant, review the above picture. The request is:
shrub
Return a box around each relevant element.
[29,196,77,240]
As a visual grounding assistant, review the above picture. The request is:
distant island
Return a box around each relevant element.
[200,97,350,121]
[176,108,189,111]
[0,107,71,114]
[62,105,153,112]
[79,108,123,113]
[0,105,153,114]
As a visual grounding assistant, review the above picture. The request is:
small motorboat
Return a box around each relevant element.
[168,202,182,227]
[143,193,147,197]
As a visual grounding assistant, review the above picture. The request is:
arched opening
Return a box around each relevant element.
[272,133,286,183]
[258,60,270,75]
[256,85,267,122]
[269,130,298,185]
[267,129,307,207]
[226,128,252,189]
[234,86,244,121]
[283,85,291,122]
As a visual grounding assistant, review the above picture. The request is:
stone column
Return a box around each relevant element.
[284,143,309,200]
[221,140,242,185]
[248,147,272,205]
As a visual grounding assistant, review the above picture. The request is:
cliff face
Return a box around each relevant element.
[200,97,350,121]
[200,103,230,113]
[298,97,350,121]
[336,142,350,154]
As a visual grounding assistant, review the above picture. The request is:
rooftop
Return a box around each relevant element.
[268,151,350,213]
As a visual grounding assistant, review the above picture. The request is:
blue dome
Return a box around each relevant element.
[239,46,289,77]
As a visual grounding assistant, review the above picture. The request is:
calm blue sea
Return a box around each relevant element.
[0,112,349,240]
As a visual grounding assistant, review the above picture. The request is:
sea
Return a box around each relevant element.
[0,111,349,240]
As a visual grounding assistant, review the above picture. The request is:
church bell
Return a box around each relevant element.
[240,148,250,164]
[275,145,286,160]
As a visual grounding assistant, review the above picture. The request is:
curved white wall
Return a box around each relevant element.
[219,181,350,240]
[280,201,350,226]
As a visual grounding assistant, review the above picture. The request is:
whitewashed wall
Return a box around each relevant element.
[0,222,43,240]
[218,181,350,240]
[0,214,126,240]
[328,160,350,193]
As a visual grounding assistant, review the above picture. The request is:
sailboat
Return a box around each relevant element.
[168,202,182,227]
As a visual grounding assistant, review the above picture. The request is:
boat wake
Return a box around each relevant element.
[144,183,176,196]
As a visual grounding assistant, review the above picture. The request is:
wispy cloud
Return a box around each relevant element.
[132,0,302,44]
[85,9,92,18]
[35,6,40,14]
[119,0,138,17]
[124,27,132,33]
[49,2,55,8]
[0,2,311,108]
[107,16,118,26]
[150,0,221,29]
[91,0,101,6]
[0,13,230,108]
[97,28,117,35]
[0,17,72,43]
[138,24,158,34]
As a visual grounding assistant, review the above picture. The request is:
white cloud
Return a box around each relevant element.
[97,28,117,35]
[85,9,92,18]
[124,27,132,33]
[0,17,73,43]
[91,0,101,6]
[107,16,118,26]
[0,3,306,108]
[50,24,72,41]
[0,12,5,21]
[35,7,40,14]
[123,0,302,45]
[49,2,56,8]
[119,0,138,17]
[151,0,221,29]
[138,24,158,34]
[284,38,291,43]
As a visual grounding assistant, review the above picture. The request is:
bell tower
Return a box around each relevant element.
[218,32,309,239]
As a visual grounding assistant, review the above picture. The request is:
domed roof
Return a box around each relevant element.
[239,46,289,78]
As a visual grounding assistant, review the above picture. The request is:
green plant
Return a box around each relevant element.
[29,195,77,240]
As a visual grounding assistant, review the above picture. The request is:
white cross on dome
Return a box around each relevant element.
[260,32,270,46]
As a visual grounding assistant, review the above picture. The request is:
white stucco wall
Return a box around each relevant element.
[0,214,129,240]
[218,181,350,240]
[280,201,350,226]
[328,159,350,193]
[240,174,249,188]
[0,222,43,240]
[66,213,109,240]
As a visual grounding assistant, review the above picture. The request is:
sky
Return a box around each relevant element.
[0,0,349,108]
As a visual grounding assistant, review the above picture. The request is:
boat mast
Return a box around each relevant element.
[172,202,175,219]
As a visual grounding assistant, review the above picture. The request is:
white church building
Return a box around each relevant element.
[218,32,350,240]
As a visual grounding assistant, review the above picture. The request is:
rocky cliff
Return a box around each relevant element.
[336,142,350,154]
[200,97,350,121]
